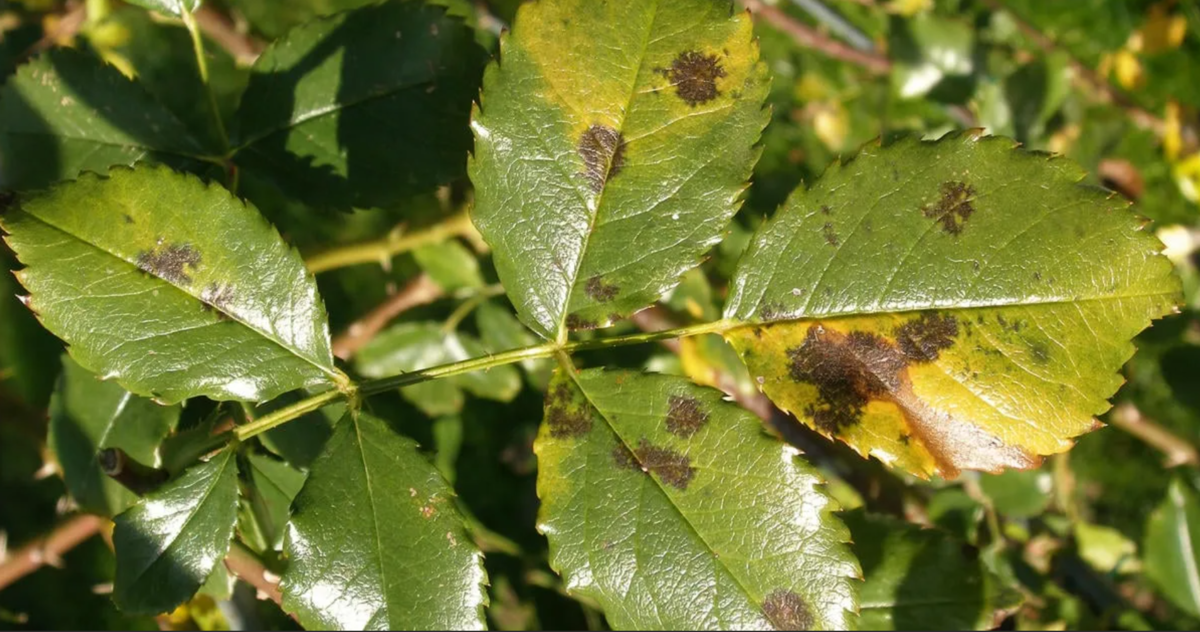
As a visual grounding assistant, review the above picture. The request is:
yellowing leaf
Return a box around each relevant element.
[1140,2,1188,54]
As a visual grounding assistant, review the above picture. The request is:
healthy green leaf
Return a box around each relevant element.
[978,468,1053,518]
[354,321,521,416]
[1144,479,1200,617]
[0,49,209,190]
[844,510,1023,630]
[125,0,201,17]
[112,447,239,615]
[1,165,343,403]
[469,0,771,339]
[232,0,485,212]
[238,451,306,552]
[0,248,60,408]
[723,132,1180,478]
[282,411,487,630]
[49,355,179,516]
[414,240,485,292]
[536,367,858,630]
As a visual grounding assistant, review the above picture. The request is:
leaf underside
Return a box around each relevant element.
[536,367,858,630]
[469,0,770,339]
[723,132,1180,478]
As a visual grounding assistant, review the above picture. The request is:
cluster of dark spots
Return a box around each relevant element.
[612,443,638,470]
[895,312,959,362]
[762,589,813,631]
[788,326,904,434]
[821,222,840,247]
[201,283,235,318]
[921,180,977,236]
[820,205,832,215]
[136,242,201,285]
[996,314,1023,333]
[545,382,592,438]
[759,302,789,322]
[566,314,598,330]
[584,275,619,303]
[665,395,708,438]
[662,50,726,106]
[631,439,695,490]
[578,124,626,193]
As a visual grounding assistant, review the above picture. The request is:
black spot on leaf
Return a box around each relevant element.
[895,312,958,362]
[545,383,592,438]
[634,439,695,490]
[820,205,832,215]
[578,124,626,193]
[666,395,708,438]
[123,214,135,224]
[612,443,639,470]
[921,181,977,235]
[762,589,813,631]
[566,314,598,330]
[136,242,201,285]
[585,275,619,303]
[822,222,840,246]
[665,50,726,106]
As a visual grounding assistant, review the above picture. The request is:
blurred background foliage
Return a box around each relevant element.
[1,0,1199,629]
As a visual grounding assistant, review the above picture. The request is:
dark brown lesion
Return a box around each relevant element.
[921,181,977,236]
[762,589,813,631]
[578,124,627,193]
[895,312,958,362]
[821,222,840,247]
[545,381,593,438]
[665,395,708,438]
[565,314,598,330]
[632,439,695,490]
[663,50,726,106]
[136,242,201,285]
[584,275,619,303]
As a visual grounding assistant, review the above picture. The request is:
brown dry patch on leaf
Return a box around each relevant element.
[585,275,619,303]
[762,589,813,631]
[578,124,626,193]
[921,180,976,235]
[664,50,726,106]
[665,395,708,438]
[633,439,695,490]
[612,442,639,470]
[565,314,598,330]
[137,242,201,285]
[895,312,958,362]
[545,382,592,438]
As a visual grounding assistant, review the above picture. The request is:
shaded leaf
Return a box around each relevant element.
[232,0,485,212]
[238,451,306,552]
[255,391,342,469]
[1,165,343,403]
[536,367,858,630]
[1144,479,1200,617]
[414,240,484,292]
[0,248,60,408]
[469,0,770,339]
[0,49,209,190]
[282,411,487,630]
[49,355,179,516]
[845,510,1022,630]
[112,448,239,615]
[724,132,1179,478]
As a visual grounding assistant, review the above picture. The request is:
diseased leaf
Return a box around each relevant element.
[1144,479,1200,617]
[232,0,485,212]
[125,0,201,17]
[1,165,343,403]
[724,132,1180,478]
[845,510,1023,630]
[282,412,487,630]
[112,447,239,615]
[536,367,858,630]
[469,0,770,339]
[355,322,521,416]
[0,49,209,190]
[49,355,179,517]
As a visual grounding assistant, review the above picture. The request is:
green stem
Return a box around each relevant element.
[181,8,230,153]
[441,285,505,333]
[234,388,346,441]
[305,212,476,274]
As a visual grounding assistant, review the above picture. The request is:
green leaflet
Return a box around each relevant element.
[125,0,202,17]
[723,132,1180,478]
[1144,479,1200,617]
[238,451,307,552]
[282,412,487,630]
[845,510,1022,630]
[536,368,858,630]
[112,447,239,615]
[1,165,342,403]
[469,0,770,340]
[49,355,179,517]
[0,248,60,408]
[232,0,485,212]
[354,322,521,416]
[414,240,485,292]
[0,49,209,190]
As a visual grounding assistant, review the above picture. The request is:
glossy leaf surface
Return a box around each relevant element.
[845,510,1022,630]
[2,165,341,403]
[233,0,484,212]
[282,412,487,630]
[536,367,858,630]
[0,49,208,190]
[724,133,1180,477]
[125,0,201,16]
[49,355,179,516]
[112,448,239,615]
[1144,479,1200,617]
[470,0,770,339]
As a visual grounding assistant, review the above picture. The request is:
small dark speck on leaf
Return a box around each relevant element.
[666,395,708,438]
[822,222,839,247]
[665,50,726,106]
[820,205,832,215]
[921,181,977,236]
[585,275,619,303]
[578,124,627,193]
[762,589,814,631]
[566,314,598,330]
[137,243,201,285]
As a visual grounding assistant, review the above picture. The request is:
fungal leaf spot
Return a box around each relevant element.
[921,181,976,235]
[578,124,626,193]
[136,242,201,285]
[585,275,619,303]
[632,439,695,490]
[201,283,235,318]
[612,442,638,470]
[762,589,813,631]
[665,50,726,106]
[545,380,593,438]
[665,395,708,438]
[565,314,598,331]
[821,222,840,247]
[895,312,958,362]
